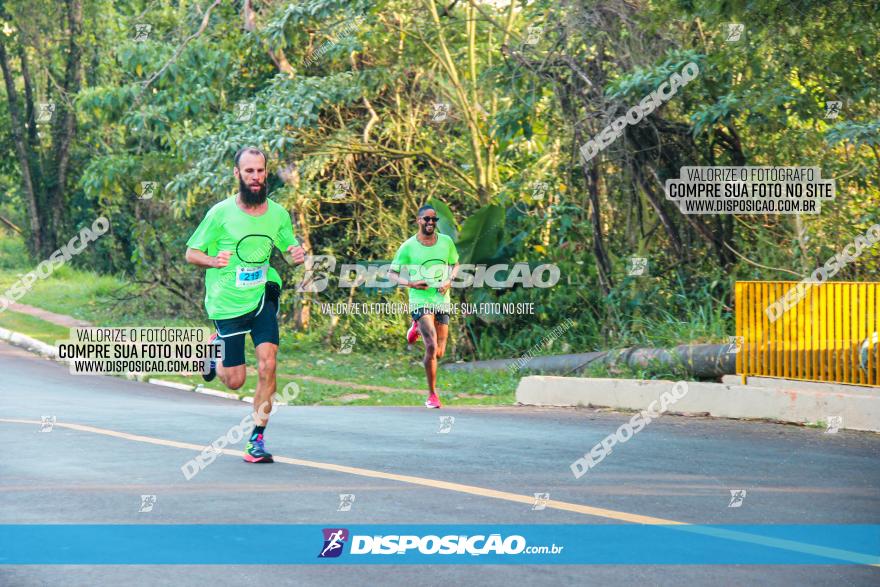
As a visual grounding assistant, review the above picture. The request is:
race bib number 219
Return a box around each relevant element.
[235,265,267,288]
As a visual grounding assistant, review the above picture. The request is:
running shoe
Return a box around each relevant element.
[243,434,274,463]
[425,393,442,409]
[407,320,421,344]
[202,332,220,382]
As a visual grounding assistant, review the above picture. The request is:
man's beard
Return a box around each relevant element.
[239,176,267,206]
[420,224,435,236]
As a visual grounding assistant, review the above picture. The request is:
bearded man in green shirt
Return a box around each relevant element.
[388,205,460,408]
[185,147,305,463]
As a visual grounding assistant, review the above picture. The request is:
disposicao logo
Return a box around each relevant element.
[318,528,349,558]
[349,534,528,555]
[317,529,555,558]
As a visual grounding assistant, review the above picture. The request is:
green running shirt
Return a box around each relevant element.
[390,233,459,309]
[186,197,298,320]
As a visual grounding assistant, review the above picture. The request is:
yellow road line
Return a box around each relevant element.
[2,417,678,525]
[3,417,878,565]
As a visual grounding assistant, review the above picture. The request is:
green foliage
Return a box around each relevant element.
[0,234,28,269]
[825,120,880,148]
[606,50,706,99]
[0,0,877,366]
[455,205,506,265]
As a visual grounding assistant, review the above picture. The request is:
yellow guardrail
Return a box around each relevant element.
[735,281,879,387]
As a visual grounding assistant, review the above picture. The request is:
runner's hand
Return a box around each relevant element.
[214,251,232,268]
[409,280,429,290]
[437,280,451,295]
[287,245,305,265]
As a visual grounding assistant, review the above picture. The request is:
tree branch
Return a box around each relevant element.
[243,0,295,76]
[139,0,223,96]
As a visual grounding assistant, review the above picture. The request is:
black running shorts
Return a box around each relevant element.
[213,290,279,367]
[410,306,450,325]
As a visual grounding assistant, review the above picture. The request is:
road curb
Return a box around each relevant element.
[516,376,880,432]
[0,326,58,358]
[0,326,245,404]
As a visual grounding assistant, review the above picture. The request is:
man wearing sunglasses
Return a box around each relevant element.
[388,205,460,408]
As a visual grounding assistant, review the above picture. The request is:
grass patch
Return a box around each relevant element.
[0,236,28,270]
[0,264,199,327]
[0,310,70,344]
[154,348,518,406]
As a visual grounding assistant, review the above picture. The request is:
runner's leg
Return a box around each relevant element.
[418,314,438,394]
[253,341,278,425]
[244,296,280,462]
[216,364,246,389]
[211,316,249,389]
[435,320,449,360]
[216,333,246,390]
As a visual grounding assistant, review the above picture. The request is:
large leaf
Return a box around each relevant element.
[455,204,505,265]
[427,197,458,240]
[486,230,528,265]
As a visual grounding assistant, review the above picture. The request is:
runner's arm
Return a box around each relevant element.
[387,270,427,289]
[387,270,410,287]
[437,263,460,294]
[186,206,223,268]
[277,211,304,264]
[185,248,229,269]
[388,245,427,288]
[438,239,460,294]
[286,244,305,265]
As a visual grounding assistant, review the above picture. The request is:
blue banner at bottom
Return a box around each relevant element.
[1,525,877,565]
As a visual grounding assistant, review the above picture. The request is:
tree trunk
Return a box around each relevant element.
[634,165,686,263]
[0,38,41,255]
[293,206,313,331]
[44,0,83,252]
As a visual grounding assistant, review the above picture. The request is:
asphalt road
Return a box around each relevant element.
[1,340,878,586]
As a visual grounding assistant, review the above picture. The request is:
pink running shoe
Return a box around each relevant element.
[407,320,421,344]
[243,433,274,463]
[425,393,442,409]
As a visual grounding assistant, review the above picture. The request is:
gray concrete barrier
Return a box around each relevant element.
[516,375,880,432]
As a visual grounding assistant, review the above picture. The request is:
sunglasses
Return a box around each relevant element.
[420,216,439,223]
